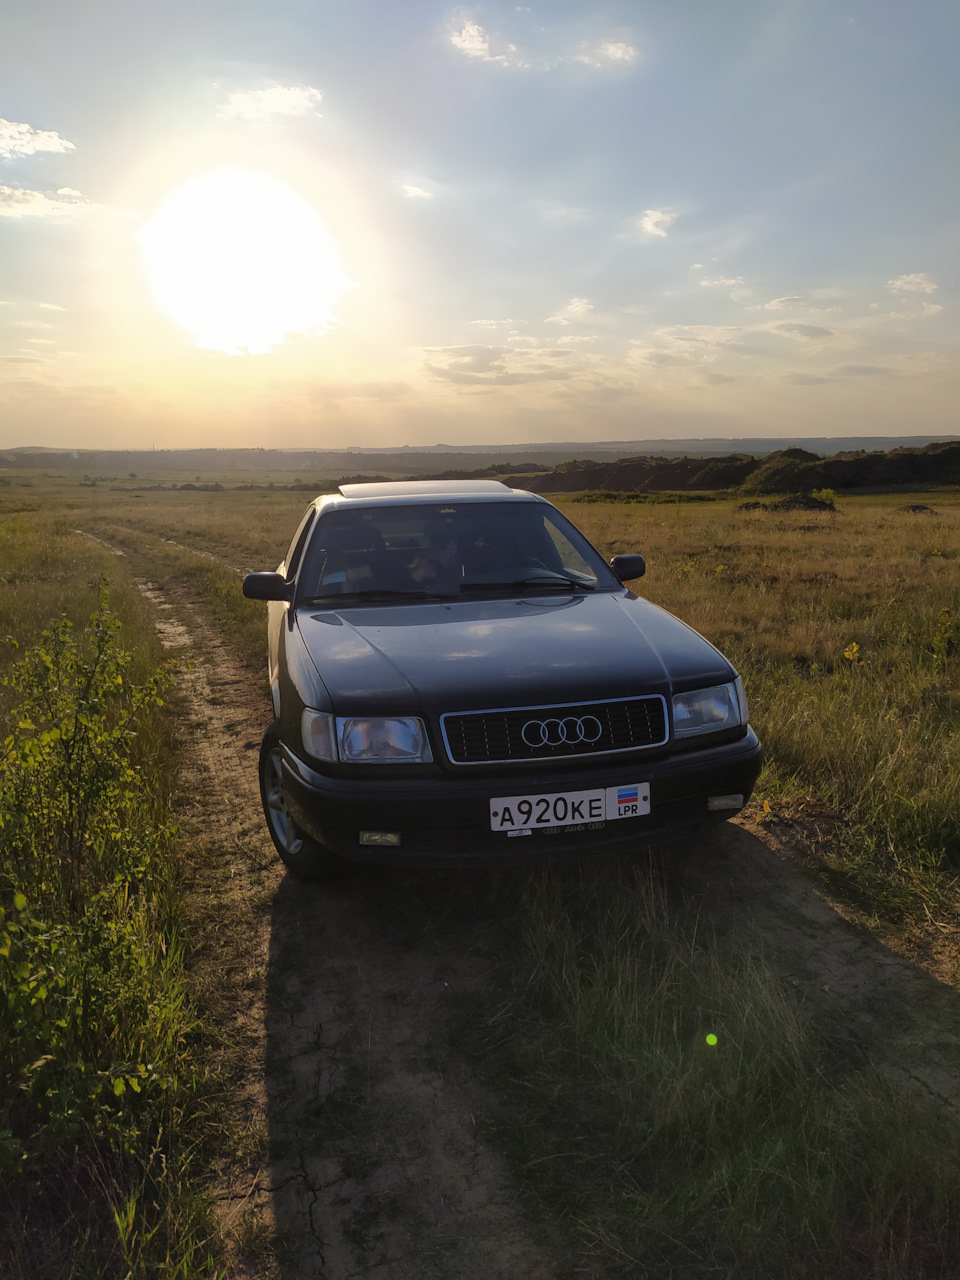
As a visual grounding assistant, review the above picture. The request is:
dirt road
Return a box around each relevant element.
[144,578,561,1280]
[133,560,960,1279]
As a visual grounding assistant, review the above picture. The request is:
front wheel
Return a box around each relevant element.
[258,723,346,880]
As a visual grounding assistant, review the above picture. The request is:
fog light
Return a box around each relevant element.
[359,830,401,847]
[707,794,744,812]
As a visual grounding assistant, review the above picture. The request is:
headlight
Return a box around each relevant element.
[672,681,746,739]
[301,710,433,763]
[339,716,432,763]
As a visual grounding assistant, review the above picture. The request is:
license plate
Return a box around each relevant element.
[490,783,650,832]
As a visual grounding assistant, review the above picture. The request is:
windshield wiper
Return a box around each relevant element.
[460,575,595,593]
[310,577,596,603]
[308,588,451,603]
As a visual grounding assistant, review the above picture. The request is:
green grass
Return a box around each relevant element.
[477,858,960,1278]
[0,521,223,1279]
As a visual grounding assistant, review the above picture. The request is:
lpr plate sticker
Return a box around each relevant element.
[605,783,651,820]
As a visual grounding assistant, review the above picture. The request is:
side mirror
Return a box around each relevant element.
[243,572,293,601]
[610,554,646,582]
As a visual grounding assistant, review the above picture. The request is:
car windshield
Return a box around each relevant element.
[297,501,619,601]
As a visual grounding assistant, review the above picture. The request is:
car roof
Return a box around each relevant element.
[317,479,544,510]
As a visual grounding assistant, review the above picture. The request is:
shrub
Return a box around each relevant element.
[1,587,169,915]
[0,587,212,1277]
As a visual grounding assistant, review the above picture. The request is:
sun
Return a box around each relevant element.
[138,169,349,354]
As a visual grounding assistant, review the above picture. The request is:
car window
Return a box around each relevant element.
[298,502,618,599]
[283,507,316,581]
[541,519,601,580]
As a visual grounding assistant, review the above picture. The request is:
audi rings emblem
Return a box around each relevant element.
[521,715,603,748]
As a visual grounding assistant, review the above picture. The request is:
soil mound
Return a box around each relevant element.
[521,440,960,496]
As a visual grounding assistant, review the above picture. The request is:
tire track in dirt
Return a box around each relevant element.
[132,567,563,1280]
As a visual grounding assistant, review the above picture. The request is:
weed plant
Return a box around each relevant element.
[0,532,220,1278]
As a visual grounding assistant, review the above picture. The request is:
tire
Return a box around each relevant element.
[258,723,346,880]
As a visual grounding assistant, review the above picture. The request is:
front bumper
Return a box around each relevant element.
[280,728,763,867]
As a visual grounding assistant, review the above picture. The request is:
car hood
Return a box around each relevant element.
[295,591,734,715]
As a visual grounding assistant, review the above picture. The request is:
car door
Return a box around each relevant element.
[267,505,316,715]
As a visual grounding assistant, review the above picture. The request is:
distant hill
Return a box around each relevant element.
[516,441,960,496]
[2,435,959,477]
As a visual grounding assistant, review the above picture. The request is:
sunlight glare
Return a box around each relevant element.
[138,169,349,354]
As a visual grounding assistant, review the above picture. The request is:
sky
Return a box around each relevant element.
[0,0,957,450]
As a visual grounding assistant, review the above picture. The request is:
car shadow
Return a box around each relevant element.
[262,860,560,1280]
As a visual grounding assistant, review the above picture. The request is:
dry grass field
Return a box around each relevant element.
[23,470,955,943]
[3,467,960,1278]
[568,494,960,947]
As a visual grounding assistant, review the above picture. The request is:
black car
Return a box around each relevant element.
[243,480,762,878]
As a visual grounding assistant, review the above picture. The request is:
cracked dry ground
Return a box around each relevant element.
[142,572,960,1280]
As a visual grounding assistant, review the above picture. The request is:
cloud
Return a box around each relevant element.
[573,41,638,67]
[766,293,844,313]
[425,344,572,385]
[774,322,833,340]
[449,18,637,71]
[0,119,75,160]
[638,209,675,238]
[545,297,594,325]
[598,41,637,61]
[785,373,831,385]
[428,345,503,371]
[632,324,741,370]
[401,184,433,199]
[0,185,89,218]
[700,276,744,288]
[887,273,937,294]
[657,324,741,348]
[218,85,323,121]
[450,21,519,64]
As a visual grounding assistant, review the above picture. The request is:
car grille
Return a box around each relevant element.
[441,695,668,764]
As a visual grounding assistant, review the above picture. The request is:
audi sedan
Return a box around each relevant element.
[242,480,762,878]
